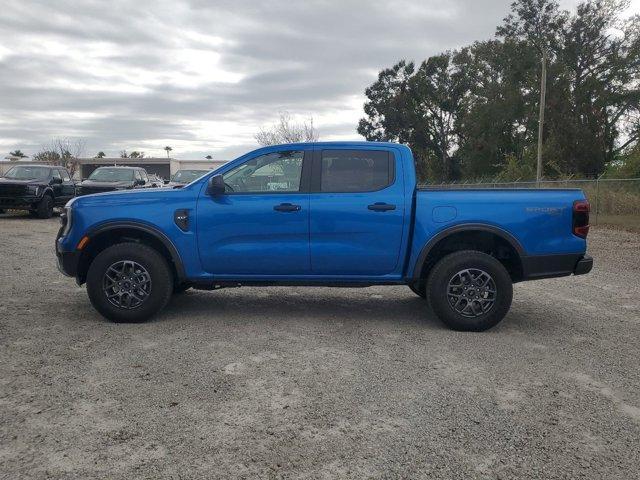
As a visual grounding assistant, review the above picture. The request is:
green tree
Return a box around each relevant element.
[9,149,27,158]
[359,0,640,180]
[358,56,469,181]
[95,151,106,158]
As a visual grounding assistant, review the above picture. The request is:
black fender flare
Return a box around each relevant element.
[411,223,525,281]
[85,221,186,281]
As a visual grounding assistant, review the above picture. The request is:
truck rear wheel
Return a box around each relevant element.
[426,250,512,332]
[86,243,173,323]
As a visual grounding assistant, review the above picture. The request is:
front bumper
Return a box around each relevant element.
[55,213,80,278]
[0,195,40,209]
[56,248,80,278]
[521,253,593,281]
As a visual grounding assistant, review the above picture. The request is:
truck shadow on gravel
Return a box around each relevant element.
[156,289,533,332]
[65,286,535,333]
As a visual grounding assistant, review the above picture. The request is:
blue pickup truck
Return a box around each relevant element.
[56,142,592,331]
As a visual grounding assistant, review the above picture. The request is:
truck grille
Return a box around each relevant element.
[0,184,28,196]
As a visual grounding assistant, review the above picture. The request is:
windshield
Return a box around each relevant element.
[88,168,134,182]
[3,166,51,181]
[172,170,208,183]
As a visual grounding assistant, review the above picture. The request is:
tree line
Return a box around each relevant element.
[358,0,640,182]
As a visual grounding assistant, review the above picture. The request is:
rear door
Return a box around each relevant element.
[309,148,405,276]
[197,149,312,276]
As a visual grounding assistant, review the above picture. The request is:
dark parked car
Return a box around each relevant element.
[0,164,75,218]
[167,169,209,188]
[77,166,155,196]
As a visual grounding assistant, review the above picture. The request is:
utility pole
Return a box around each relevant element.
[536,50,547,186]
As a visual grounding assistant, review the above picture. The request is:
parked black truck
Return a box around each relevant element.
[77,166,156,196]
[0,164,76,218]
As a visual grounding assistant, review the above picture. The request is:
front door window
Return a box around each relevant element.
[223,151,304,193]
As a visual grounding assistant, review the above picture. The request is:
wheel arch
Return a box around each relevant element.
[412,223,525,283]
[76,221,186,285]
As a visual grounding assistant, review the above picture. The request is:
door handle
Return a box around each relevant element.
[368,202,396,212]
[274,203,301,212]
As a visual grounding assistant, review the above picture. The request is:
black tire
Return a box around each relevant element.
[86,243,173,323]
[408,282,426,299]
[36,195,54,219]
[173,283,192,294]
[426,250,512,332]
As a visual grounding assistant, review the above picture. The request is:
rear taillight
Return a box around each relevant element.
[573,200,590,238]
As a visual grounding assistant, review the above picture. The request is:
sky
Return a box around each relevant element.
[1,0,639,160]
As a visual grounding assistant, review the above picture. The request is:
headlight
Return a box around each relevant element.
[61,206,73,236]
[27,185,40,196]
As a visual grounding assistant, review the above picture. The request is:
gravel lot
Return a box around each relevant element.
[0,212,639,479]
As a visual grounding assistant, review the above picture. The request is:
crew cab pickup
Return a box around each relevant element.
[0,164,76,218]
[77,166,156,196]
[56,142,592,331]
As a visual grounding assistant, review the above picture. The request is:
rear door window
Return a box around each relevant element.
[319,150,394,192]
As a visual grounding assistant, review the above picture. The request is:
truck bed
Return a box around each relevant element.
[412,188,587,256]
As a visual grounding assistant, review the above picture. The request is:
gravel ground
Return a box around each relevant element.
[0,212,639,479]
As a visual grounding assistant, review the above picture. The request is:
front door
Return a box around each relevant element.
[58,168,76,204]
[197,149,311,276]
[309,148,405,276]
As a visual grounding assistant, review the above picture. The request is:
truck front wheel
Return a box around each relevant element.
[86,243,173,323]
[426,250,512,332]
[35,195,54,219]
[408,282,426,299]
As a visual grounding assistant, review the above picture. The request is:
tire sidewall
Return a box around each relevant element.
[86,243,173,323]
[427,251,513,332]
[37,195,53,219]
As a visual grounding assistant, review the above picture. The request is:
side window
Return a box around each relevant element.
[60,169,71,182]
[141,171,149,182]
[52,169,62,180]
[223,151,304,193]
[320,150,394,193]
[134,170,142,181]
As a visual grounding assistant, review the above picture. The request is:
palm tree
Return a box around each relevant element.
[164,146,173,158]
[9,150,27,158]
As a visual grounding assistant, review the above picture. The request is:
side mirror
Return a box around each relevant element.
[135,179,146,186]
[207,174,226,195]
[51,177,63,185]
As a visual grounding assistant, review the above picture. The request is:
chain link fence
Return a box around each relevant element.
[420,177,640,231]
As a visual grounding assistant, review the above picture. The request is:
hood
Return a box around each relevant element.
[0,177,43,186]
[80,179,132,188]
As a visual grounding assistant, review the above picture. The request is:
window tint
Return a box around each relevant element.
[223,151,304,193]
[60,169,71,181]
[320,150,393,192]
